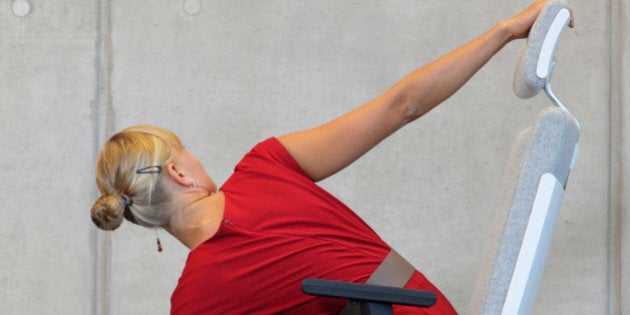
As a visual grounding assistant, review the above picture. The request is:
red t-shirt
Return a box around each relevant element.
[171,138,456,314]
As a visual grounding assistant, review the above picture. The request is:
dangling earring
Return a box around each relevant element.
[156,228,163,252]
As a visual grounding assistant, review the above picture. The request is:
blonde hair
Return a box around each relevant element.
[91,125,183,231]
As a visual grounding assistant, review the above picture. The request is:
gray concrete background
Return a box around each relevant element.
[0,0,626,314]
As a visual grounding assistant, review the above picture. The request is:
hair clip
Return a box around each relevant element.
[136,165,163,174]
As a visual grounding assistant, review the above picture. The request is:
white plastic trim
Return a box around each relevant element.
[536,9,571,79]
[569,143,579,170]
[501,173,565,315]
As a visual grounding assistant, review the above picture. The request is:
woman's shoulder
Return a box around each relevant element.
[229,137,308,178]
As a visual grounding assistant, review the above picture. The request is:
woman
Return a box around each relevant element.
[90,1,573,314]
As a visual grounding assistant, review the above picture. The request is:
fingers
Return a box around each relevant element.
[568,8,575,28]
[506,0,575,39]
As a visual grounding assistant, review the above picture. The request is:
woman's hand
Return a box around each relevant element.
[500,0,575,41]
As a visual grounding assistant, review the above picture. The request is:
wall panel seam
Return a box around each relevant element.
[608,0,624,314]
[92,0,115,314]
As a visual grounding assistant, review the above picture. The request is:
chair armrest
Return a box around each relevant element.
[301,278,437,307]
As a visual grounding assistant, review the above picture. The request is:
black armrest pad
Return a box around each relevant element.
[301,278,437,307]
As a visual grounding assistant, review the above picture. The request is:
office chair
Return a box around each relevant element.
[302,1,579,314]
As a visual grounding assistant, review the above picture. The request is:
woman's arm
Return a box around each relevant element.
[278,0,571,182]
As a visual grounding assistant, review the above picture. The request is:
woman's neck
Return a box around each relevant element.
[164,191,225,250]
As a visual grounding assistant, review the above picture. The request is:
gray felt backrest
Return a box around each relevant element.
[468,106,579,315]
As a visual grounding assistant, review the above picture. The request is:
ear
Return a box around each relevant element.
[165,163,193,187]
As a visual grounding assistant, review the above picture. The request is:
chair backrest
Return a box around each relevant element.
[469,106,579,314]
[468,1,579,312]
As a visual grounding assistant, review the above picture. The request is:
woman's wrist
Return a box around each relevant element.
[493,20,521,44]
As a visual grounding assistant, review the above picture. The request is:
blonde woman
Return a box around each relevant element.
[90,1,572,314]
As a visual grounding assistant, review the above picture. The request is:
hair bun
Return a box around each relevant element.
[91,194,125,231]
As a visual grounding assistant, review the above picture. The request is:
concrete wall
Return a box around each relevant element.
[0,0,625,314]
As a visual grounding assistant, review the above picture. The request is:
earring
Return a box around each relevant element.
[156,229,163,252]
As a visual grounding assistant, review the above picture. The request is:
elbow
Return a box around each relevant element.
[401,100,420,124]
[395,92,427,125]
[393,81,431,124]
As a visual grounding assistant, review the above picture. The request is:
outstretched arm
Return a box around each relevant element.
[278,0,572,182]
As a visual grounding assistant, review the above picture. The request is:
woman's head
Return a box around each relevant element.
[91,125,183,231]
